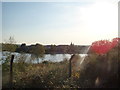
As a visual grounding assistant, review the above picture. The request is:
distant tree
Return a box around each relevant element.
[49,44,56,54]
[30,43,45,63]
[68,42,76,54]
[34,44,45,56]
[61,46,68,54]
[2,43,17,52]
[21,43,26,47]
[7,36,16,44]
[58,45,69,54]
[2,36,17,52]
[16,43,28,53]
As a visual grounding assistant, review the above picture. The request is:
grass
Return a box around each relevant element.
[3,59,73,88]
[2,45,119,89]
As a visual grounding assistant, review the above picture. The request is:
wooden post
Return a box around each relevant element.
[9,55,14,89]
[69,54,75,78]
[69,57,72,78]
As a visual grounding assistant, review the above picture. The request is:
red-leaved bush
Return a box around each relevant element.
[91,38,120,55]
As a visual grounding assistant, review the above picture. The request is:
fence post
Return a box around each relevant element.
[9,55,14,89]
[69,54,75,78]
[69,57,72,78]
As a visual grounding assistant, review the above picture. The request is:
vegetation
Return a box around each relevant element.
[2,43,18,52]
[2,42,89,54]
[2,37,18,52]
[1,37,119,88]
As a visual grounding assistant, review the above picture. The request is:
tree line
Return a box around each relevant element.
[1,42,89,55]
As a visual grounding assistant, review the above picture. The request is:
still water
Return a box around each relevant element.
[0,52,87,64]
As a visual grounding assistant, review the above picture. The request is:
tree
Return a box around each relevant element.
[34,44,45,56]
[30,43,45,63]
[68,42,76,54]
[48,44,56,54]
[91,38,120,55]
[16,43,28,53]
[2,36,17,52]
[8,36,16,44]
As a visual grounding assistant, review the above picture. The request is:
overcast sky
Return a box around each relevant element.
[2,0,119,45]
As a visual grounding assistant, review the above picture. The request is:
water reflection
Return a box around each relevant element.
[1,52,87,64]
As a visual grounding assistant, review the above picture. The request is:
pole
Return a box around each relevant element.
[9,55,14,89]
[69,54,75,78]
[69,57,72,78]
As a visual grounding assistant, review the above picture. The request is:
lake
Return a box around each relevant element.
[0,51,87,64]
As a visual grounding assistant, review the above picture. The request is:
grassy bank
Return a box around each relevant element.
[2,44,119,89]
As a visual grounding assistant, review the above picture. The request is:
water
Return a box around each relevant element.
[0,51,87,64]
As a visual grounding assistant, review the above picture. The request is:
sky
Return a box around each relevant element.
[2,0,119,45]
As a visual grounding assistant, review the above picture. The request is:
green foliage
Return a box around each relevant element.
[29,44,45,63]
[2,43,18,52]
[46,44,57,54]
[2,52,11,72]
[67,43,81,54]
[2,36,17,52]
[32,44,45,56]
